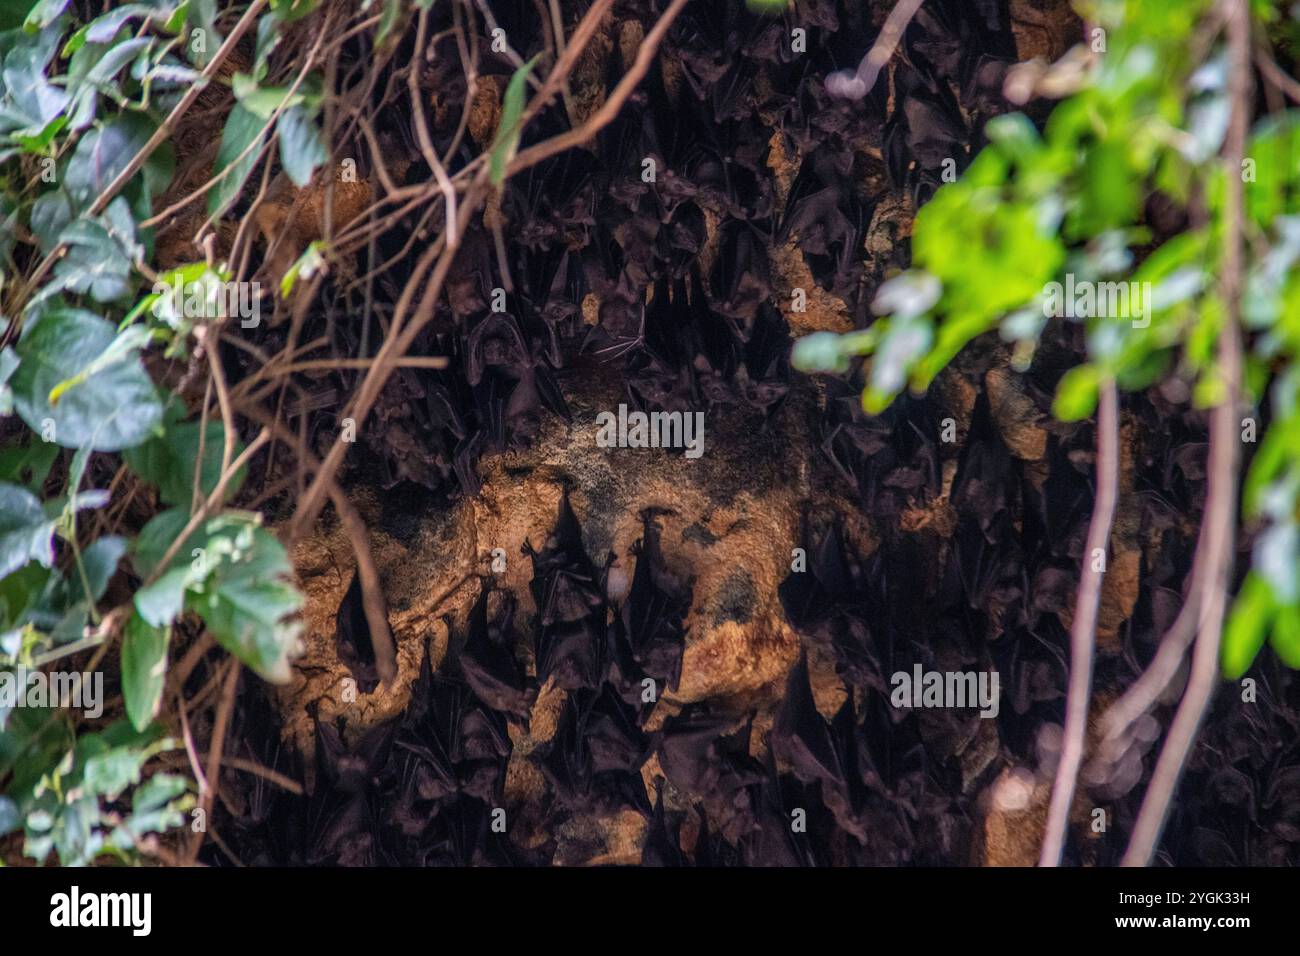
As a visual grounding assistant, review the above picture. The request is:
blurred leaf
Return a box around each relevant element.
[489,55,539,188]
[1222,573,1272,678]
[10,308,162,451]
[63,114,156,210]
[1052,365,1101,421]
[208,104,267,217]
[121,613,167,732]
[125,405,246,507]
[277,104,326,187]
[0,482,58,580]
[131,509,302,682]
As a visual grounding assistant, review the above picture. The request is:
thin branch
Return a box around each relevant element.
[219,756,304,796]
[1120,0,1248,867]
[1098,549,1206,749]
[186,659,240,865]
[1255,43,1300,106]
[825,0,925,99]
[282,0,686,573]
[1039,379,1120,866]
[203,326,238,486]
[409,6,461,247]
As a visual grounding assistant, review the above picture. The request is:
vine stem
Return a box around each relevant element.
[1120,0,1248,867]
[186,658,241,865]
[1039,378,1119,866]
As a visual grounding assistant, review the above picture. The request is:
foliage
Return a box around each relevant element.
[0,0,304,864]
[794,0,1300,679]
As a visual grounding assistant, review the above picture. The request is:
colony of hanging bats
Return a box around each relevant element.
[199,0,1300,866]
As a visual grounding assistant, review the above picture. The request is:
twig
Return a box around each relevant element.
[165,632,216,701]
[177,692,209,797]
[825,0,925,100]
[219,755,304,796]
[1098,543,1206,749]
[186,659,241,864]
[282,181,473,543]
[1039,379,1119,866]
[409,7,461,247]
[1256,43,1300,105]
[516,0,615,130]
[203,326,238,485]
[1119,0,1248,867]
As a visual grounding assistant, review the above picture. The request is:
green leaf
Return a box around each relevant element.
[121,613,168,732]
[231,73,313,120]
[871,315,932,401]
[50,213,138,303]
[489,55,539,188]
[131,510,303,682]
[208,104,268,217]
[118,772,188,840]
[0,795,19,835]
[81,742,149,800]
[186,522,302,683]
[24,0,71,31]
[186,0,222,67]
[0,482,58,580]
[124,405,246,507]
[1052,365,1101,421]
[277,104,326,187]
[791,331,851,375]
[130,506,192,580]
[10,308,163,452]
[0,435,58,493]
[1075,141,1140,236]
[78,535,125,604]
[1,26,69,137]
[63,114,156,211]
[0,346,18,417]
[28,189,74,252]
[1272,604,1300,669]
[251,16,280,82]
[130,507,197,626]
[279,240,326,297]
[270,0,319,23]
[1222,573,1273,678]
[373,0,407,46]
[133,565,188,628]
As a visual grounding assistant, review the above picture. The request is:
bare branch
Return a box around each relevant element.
[1119,0,1249,867]
[1039,379,1120,866]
